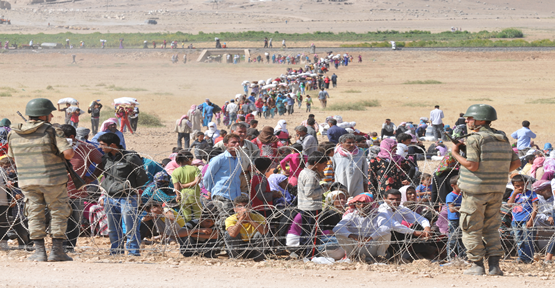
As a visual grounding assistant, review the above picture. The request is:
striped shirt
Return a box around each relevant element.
[323,160,335,183]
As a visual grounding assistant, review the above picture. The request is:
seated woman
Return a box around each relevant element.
[333,194,391,263]
[141,171,177,206]
[317,190,348,260]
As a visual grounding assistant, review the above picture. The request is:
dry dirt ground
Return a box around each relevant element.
[1,49,554,159]
[1,240,555,288]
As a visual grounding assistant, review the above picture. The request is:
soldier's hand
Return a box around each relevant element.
[526,219,534,228]
[452,142,464,154]
[549,217,554,226]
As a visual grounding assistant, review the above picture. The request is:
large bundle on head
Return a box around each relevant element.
[57,98,79,106]
[242,80,250,86]
[258,80,266,85]
[261,84,277,90]
[113,97,139,106]
[66,106,80,113]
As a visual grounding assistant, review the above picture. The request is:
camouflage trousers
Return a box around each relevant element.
[460,192,504,262]
[22,184,72,240]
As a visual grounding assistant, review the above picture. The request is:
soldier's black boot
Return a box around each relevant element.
[488,256,504,276]
[27,239,47,262]
[464,259,485,275]
[48,239,73,262]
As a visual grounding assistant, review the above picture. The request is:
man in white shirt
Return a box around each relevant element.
[376,189,431,258]
[430,105,444,141]
[333,194,391,262]
[226,99,239,127]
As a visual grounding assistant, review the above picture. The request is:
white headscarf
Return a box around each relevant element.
[274,119,288,134]
[204,122,220,141]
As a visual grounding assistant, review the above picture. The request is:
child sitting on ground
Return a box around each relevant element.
[508,174,538,264]
[416,173,433,201]
[446,175,466,261]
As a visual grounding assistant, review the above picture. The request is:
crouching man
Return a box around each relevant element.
[333,194,391,263]
[224,195,268,261]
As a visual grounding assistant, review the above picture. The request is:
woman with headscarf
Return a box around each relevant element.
[274,119,290,145]
[368,138,411,199]
[91,118,126,149]
[204,122,220,145]
[141,171,176,205]
[399,185,425,215]
[417,118,428,137]
[268,173,293,208]
[187,104,202,132]
[530,156,545,180]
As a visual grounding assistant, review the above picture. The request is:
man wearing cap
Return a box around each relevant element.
[451,104,521,276]
[430,105,444,141]
[7,98,75,262]
[511,120,537,157]
[295,125,318,156]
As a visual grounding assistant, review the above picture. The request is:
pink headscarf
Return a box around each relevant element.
[530,157,545,178]
[177,115,188,125]
[334,143,360,158]
[378,138,403,164]
[532,179,551,192]
[100,118,118,132]
[189,105,197,113]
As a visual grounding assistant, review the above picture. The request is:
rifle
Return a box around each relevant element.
[443,132,466,154]
[16,111,27,122]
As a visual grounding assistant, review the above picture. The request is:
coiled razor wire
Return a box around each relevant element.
[0,140,553,265]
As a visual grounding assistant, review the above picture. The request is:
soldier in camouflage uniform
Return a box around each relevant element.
[451,104,521,276]
[7,98,75,262]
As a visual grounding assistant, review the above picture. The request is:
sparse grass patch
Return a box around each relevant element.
[92,92,106,95]
[106,85,147,92]
[139,112,164,127]
[326,99,380,111]
[153,92,174,96]
[0,92,12,97]
[326,103,365,111]
[360,100,380,107]
[344,89,361,93]
[526,98,555,104]
[33,90,44,93]
[470,98,493,101]
[46,85,54,90]
[404,80,442,85]
[0,87,17,94]
[96,83,106,87]
[80,84,89,87]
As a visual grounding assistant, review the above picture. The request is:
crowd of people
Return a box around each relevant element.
[0,67,553,275]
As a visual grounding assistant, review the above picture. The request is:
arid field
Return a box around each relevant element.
[1,49,554,157]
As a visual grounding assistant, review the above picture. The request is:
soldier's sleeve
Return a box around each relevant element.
[510,149,520,162]
[465,135,480,163]
[53,127,72,153]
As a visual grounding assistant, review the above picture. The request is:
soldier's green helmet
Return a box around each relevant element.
[463,104,497,121]
[25,98,57,117]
